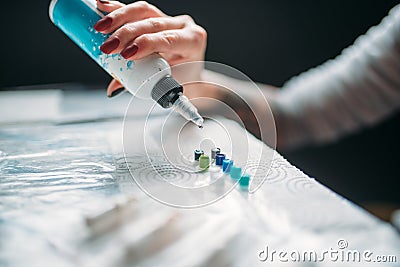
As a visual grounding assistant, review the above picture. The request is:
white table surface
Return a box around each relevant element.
[0,90,399,267]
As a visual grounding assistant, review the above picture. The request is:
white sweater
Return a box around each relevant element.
[275,4,400,149]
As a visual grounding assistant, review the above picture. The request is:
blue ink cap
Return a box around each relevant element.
[222,159,233,173]
[216,154,226,166]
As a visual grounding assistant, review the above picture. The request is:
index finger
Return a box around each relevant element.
[95,1,166,34]
[96,0,125,13]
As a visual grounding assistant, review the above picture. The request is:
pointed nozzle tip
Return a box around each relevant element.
[193,117,204,128]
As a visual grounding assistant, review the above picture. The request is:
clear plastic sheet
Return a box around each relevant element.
[0,121,120,267]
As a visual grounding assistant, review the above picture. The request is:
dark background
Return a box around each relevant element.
[1,1,399,206]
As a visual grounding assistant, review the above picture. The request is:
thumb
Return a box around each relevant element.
[97,0,125,13]
[107,78,124,96]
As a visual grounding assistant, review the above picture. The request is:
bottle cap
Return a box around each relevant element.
[211,148,221,159]
[199,155,210,169]
[239,174,250,187]
[230,166,242,180]
[151,75,183,108]
[194,149,204,161]
[215,154,226,166]
[222,159,233,173]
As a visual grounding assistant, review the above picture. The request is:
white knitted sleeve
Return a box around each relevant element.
[275,5,400,149]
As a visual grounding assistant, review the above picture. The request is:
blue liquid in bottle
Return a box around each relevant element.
[49,0,204,126]
[49,0,135,83]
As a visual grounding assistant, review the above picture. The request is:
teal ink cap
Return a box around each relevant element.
[230,166,242,180]
[194,149,204,161]
[222,159,233,173]
[239,174,250,187]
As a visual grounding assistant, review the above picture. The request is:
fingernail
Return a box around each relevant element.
[108,88,125,98]
[121,44,139,59]
[100,38,120,54]
[99,0,110,3]
[94,16,113,31]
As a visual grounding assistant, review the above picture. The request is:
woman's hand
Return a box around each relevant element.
[94,0,207,97]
